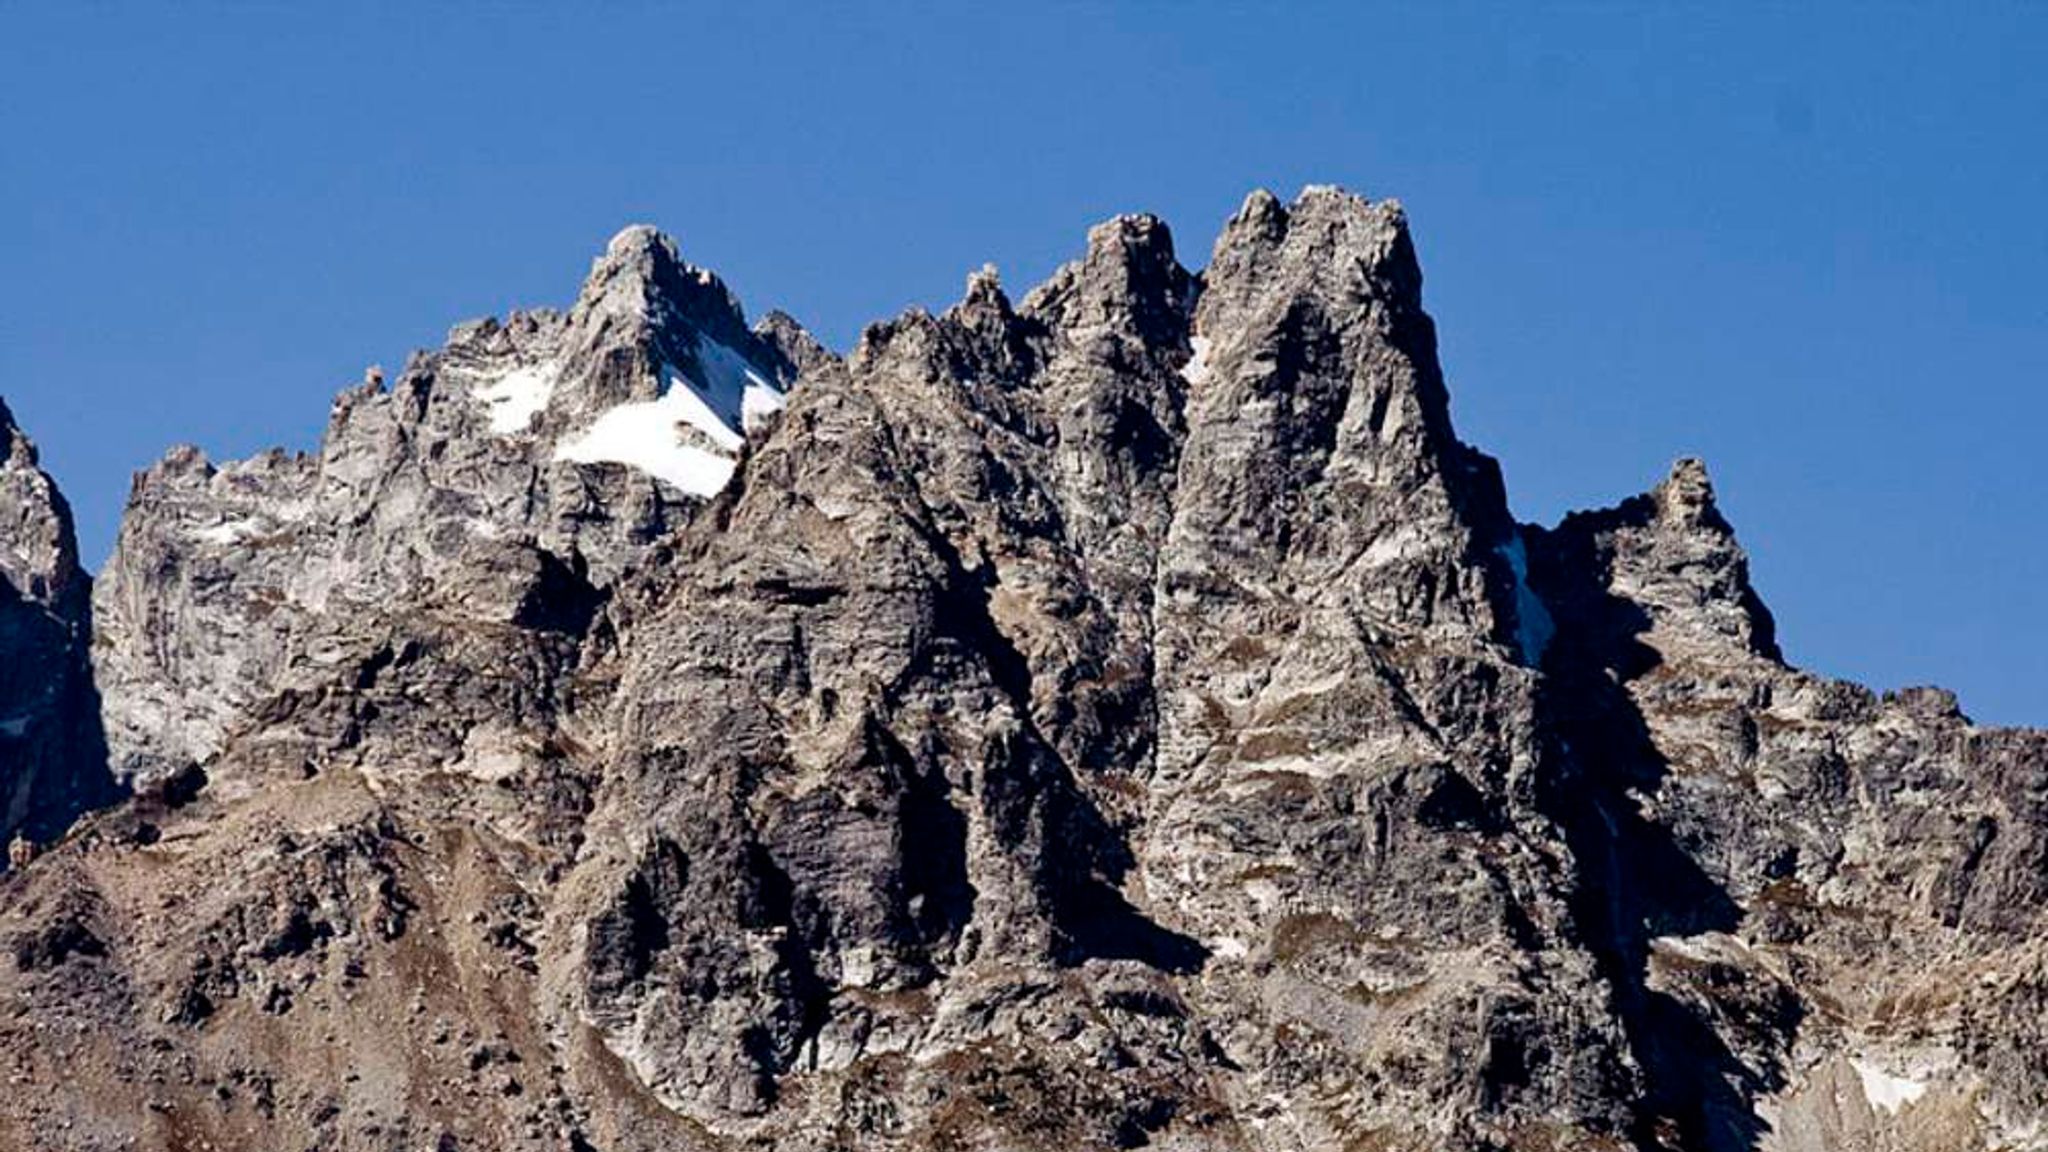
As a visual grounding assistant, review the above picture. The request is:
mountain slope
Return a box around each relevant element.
[0,188,2040,1152]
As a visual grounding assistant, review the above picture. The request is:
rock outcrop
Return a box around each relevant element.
[0,189,2040,1152]
[0,400,120,859]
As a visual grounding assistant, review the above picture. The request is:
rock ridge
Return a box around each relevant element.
[0,188,2039,1152]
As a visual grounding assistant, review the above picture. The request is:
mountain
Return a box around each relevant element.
[0,401,121,854]
[0,187,2042,1152]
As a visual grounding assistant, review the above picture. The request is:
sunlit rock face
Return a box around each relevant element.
[89,225,809,785]
[0,190,2042,1152]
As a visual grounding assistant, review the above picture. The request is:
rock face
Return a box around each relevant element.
[0,401,120,858]
[90,226,807,782]
[0,189,2042,1152]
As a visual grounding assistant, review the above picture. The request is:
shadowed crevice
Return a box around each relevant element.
[1527,516,1791,1152]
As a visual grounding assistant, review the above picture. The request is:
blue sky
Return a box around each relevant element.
[2,6,2044,723]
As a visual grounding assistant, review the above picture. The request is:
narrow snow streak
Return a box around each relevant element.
[1180,335,1212,386]
[1497,535,1555,665]
[192,520,257,546]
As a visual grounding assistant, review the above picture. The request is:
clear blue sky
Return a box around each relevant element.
[3,6,2044,723]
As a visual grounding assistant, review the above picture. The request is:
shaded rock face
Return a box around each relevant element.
[0,189,2042,1152]
[1527,462,2048,1152]
[0,402,121,856]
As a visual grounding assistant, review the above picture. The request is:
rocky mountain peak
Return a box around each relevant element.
[1536,455,1782,675]
[1,398,36,464]
[89,225,818,784]
[1203,186,1419,328]
[2,190,2046,1152]
[572,224,752,346]
[948,262,1015,332]
[1655,455,1724,530]
[752,308,837,378]
[0,400,82,605]
[1020,213,1193,351]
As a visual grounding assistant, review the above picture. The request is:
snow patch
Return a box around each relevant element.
[473,365,557,435]
[552,334,784,497]
[741,381,786,433]
[691,333,783,433]
[1181,336,1212,386]
[1496,534,1555,666]
[192,519,258,546]
[1851,1059,1928,1115]
[554,394,738,497]
[657,364,746,454]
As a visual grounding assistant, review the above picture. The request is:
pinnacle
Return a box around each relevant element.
[1022,211,1193,346]
[1207,184,1414,295]
[961,263,1008,311]
[1082,213,1175,262]
[0,399,37,470]
[581,224,686,299]
[569,223,756,358]
[1232,188,1286,233]
[1655,456,1721,527]
[603,223,670,262]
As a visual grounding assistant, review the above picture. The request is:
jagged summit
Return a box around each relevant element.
[1,189,2044,1152]
[0,397,32,458]
[0,399,83,604]
[88,224,812,781]
[1657,456,1722,525]
[573,223,759,348]
[1021,211,1194,348]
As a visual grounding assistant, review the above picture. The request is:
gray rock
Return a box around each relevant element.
[90,226,816,784]
[0,188,2039,1152]
[0,400,120,859]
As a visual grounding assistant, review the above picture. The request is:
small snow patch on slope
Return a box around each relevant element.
[192,520,258,546]
[1181,336,1212,386]
[1850,1059,1928,1115]
[554,390,738,497]
[473,365,558,435]
[553,336,783,497]
[658,365,745,454]
[1497,534,1555,666]
[741,381,786,433]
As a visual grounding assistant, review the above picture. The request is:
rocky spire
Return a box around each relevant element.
[1536,455,1781,667]
[0,399,83,606]
[1022,213,1196,348]
[569,226,761,356]
[0,399,120,858]
[8,190,2048,1152]
[1166,185,1512,637]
